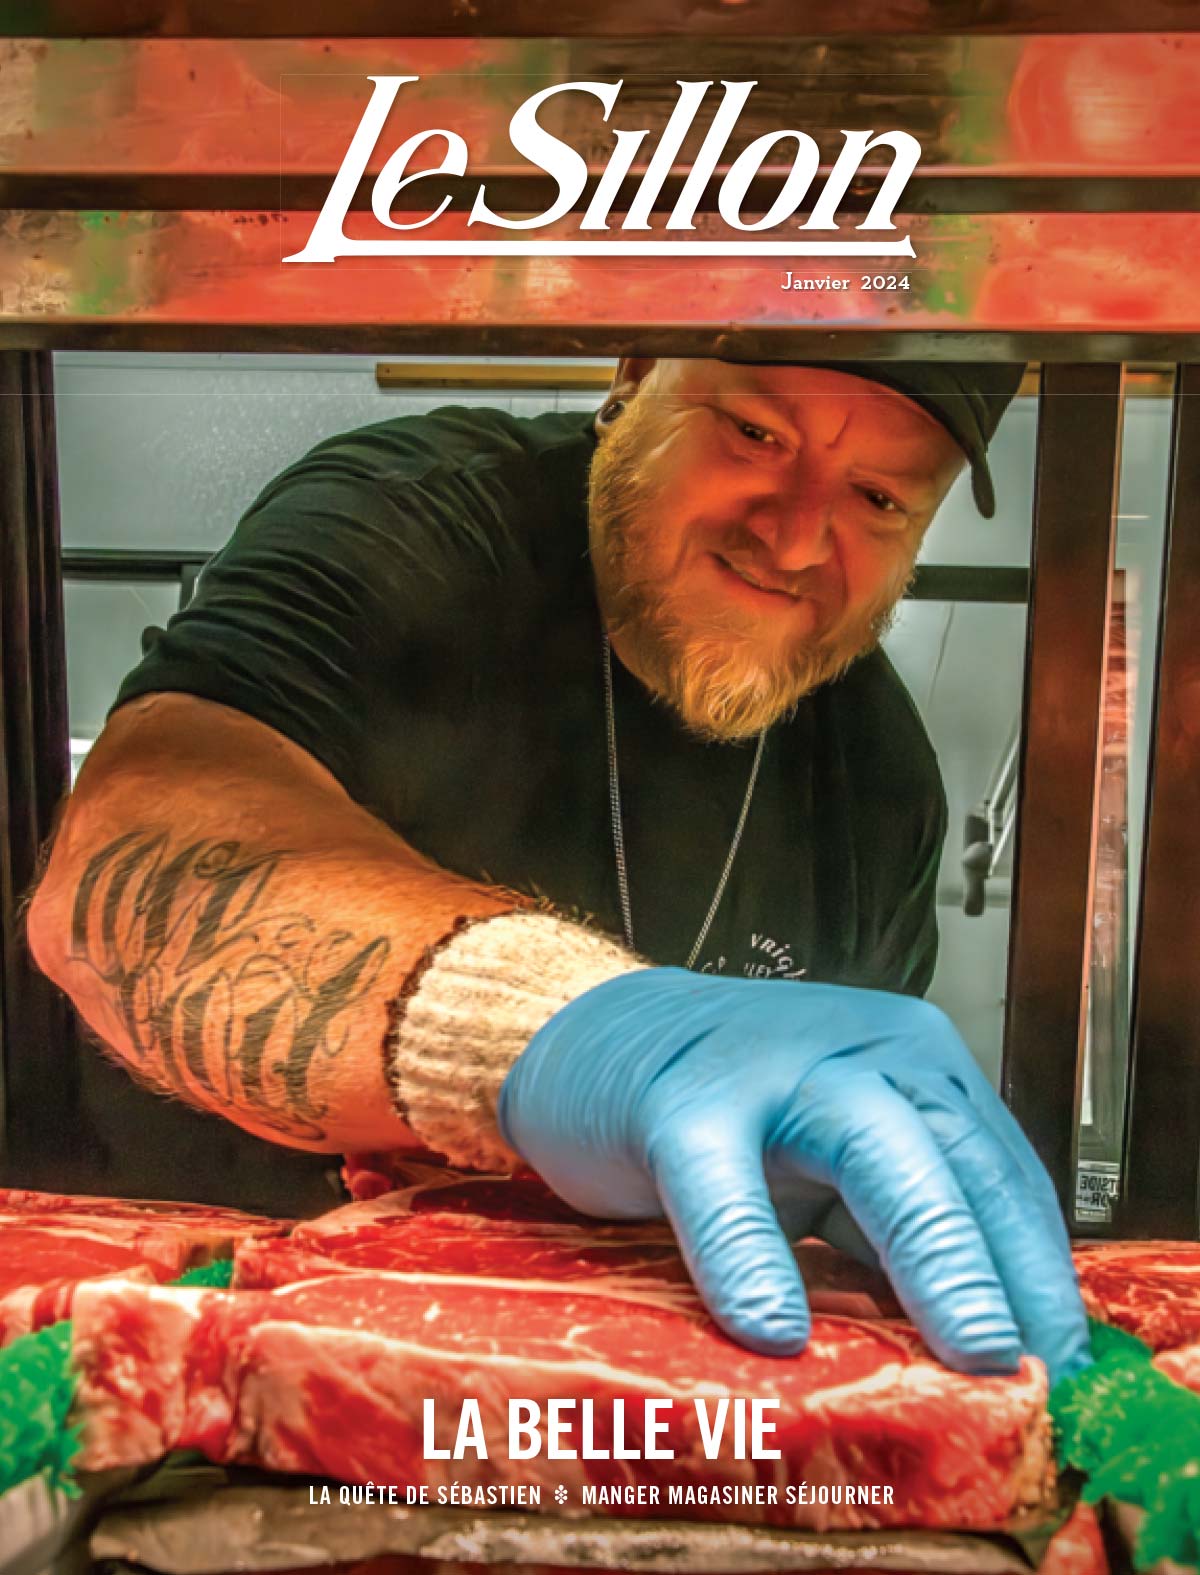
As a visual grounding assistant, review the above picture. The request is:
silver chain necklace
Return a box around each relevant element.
[603,633,767,969]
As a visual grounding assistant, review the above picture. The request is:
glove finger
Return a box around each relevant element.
[649,1121,812,1356]
[772,1072,1023,1375]
[894,1077,1092,1386]
[894,1013,1073,1254]
[967,1086,1078,1255]
[881,1017,1090,1379]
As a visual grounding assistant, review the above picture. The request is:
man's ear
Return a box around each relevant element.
[594,357,656,440]
[609,357,655,402]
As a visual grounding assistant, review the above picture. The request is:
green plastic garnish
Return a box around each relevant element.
[0,1259,234,1500]
[0,1322,82,1497]
[1051,1317,1200,1568]
[172,1258,235,1289]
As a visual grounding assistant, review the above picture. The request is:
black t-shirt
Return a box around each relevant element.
[114,405,948,995]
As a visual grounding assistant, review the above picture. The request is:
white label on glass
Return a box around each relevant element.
[1075,1160,1121,1224]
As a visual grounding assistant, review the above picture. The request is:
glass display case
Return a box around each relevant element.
[2,20,1198,1230]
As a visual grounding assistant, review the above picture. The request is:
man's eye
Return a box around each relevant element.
[734,419,778,447]
[859,486,901,514]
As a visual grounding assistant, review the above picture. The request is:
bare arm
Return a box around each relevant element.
[26,693,519,1154]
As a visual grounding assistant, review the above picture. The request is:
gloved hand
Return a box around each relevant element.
[498,969,1090,1386]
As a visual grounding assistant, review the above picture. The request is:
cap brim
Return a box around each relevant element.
[717,355,1021,520]
[972,457,997,520]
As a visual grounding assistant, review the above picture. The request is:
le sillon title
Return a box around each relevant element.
[285,77,921,261]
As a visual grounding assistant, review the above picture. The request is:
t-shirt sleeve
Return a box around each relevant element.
[111,431,521,806]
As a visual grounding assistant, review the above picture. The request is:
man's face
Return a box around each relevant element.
[587,359,967,742]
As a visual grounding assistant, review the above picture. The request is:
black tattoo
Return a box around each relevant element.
[69,833,390,1141]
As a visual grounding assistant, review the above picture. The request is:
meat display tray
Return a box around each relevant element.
[87,1481,1066,1575]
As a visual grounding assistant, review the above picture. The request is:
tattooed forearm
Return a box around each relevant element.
[68,832,390,1142]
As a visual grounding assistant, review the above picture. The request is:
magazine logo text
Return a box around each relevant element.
[284,77,920,262]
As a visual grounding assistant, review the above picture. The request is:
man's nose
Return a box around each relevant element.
[745,488,835,571]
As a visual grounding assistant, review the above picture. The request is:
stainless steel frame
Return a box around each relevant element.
[1001,365,1123,1217]
[1121,365,1200,1238]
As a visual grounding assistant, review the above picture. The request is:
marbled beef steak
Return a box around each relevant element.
[1073,1237,1200,1393]
[69,1166,1055,1533]
[0,1187,287,1344]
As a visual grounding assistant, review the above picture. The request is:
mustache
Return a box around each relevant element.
[716,526,829,602]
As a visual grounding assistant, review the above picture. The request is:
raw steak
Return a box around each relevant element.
[71,1166,1055,1533]
[0,1187,287,1345]
[1153,1343,1200,1392]
[236,1165,904,1323]
[1072,1238,1200,1394]
[327,1168,1198,1372]
[1038,1503,1109,1575]
[1073,1240,1200,1351]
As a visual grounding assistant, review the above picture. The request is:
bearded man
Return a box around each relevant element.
[27,357,1090,1386]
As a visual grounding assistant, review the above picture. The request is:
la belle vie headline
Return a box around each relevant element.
[423,1396,780,1460]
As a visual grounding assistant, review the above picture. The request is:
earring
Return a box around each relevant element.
[601,399,625,424]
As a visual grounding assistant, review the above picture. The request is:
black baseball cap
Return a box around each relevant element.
[720,358,1026,518]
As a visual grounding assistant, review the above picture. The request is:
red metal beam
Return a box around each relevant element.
[3,37,1197,182]
[3,211,1199,343]
[8,1,1200,38]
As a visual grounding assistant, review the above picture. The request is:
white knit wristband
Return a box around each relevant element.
[386,911,646,1171]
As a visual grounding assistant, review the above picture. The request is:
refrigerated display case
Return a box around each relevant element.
[1,11,1198,1236]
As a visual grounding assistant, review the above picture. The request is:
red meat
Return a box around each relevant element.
[1073,1240,1200,1353]
[71,1267,1053,1532]
[71,1164,1054,1531]
[237,1165,903,1323]
[0,1187,288,1345]
[1060,1240,1200,1396]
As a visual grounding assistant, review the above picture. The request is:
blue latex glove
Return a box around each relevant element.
[498,969,1091,1386]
